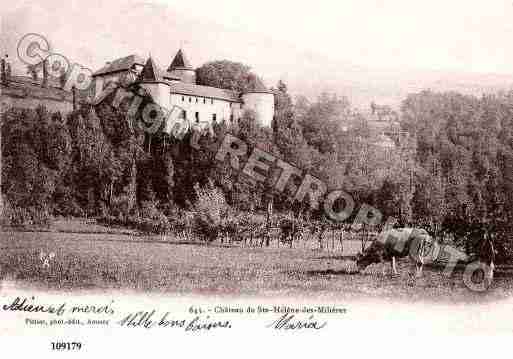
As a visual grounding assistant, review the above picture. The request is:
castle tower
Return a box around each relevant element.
[167,49,196,84]
[138,56,171,111]
[241,89,275,128]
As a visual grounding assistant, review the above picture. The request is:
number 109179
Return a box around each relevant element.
[51,342,82,350]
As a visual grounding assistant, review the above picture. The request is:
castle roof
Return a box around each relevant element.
[92,54,145,77]
[138,56,161,81]
[167,49,193,70]
[244,73,269,93]
[138,56,174,83]
[169,82,241,102]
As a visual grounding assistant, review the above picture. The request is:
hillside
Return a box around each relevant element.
[282,64,513,110]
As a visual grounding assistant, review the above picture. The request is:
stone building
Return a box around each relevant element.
[91,49,275,127]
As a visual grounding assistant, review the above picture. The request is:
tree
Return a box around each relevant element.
[196,60,265,93]
[59,67,67,89]
[1,106,67,213]
[400,89,513,259]
[26,64,38,81]
[297,92,351,154]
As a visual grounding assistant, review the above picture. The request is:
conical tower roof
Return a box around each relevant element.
[138,56,164,82]
[167,48,193,71]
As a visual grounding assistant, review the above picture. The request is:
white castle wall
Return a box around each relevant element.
[241,92,274,127]
[169,93,240,124]
[140,82,171,111]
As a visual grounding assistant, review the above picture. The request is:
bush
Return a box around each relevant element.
[125,212,143,228]
[10,207,32,226]
[110,195,132,219]
[0,198,13,226]
[98,202,109,219]
[140,200,162,221]
[139,217,155,234]
[30,206,52,227]
[153,212,171,234]
[0,203,52,228]
[192,215,219,242]
[96,200,172,235]
[136,200,171,234]
[54,198,84,218]
[168,208,195,232]
[191,180,228,242]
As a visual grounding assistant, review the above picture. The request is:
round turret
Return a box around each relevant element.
[168,67,196,84]
[138,56,171,111]
[241,90,275,127]
[139,82,171,111]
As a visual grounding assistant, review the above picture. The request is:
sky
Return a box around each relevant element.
[165,0,513,74]
[3,0,513,108]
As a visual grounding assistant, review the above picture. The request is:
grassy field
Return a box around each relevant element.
[1,229,513,302]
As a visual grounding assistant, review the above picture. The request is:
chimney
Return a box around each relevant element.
[41,58,48,87]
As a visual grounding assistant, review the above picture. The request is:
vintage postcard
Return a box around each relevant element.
[1,0,512,356]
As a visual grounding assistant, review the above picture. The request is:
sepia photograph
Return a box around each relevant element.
[1,0,513,356]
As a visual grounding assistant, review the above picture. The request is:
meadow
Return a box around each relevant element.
[1,228,513,303]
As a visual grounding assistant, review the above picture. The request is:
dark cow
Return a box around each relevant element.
[466,223,496,285]
[356,228,433,277]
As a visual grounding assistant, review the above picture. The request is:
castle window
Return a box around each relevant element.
[182,96,184,101]
[211,99,214,105]
[181,110,187,119]
[203,98,206,104]
[229,114,233,122]
[229,102,232,107]
[212,114,217,122]
[195,97,198,103]
[195,112,199,122]
[189,97,192,102]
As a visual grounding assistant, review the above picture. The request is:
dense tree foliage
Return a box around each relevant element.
[196,60,265,92]
[401,90,513,258]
